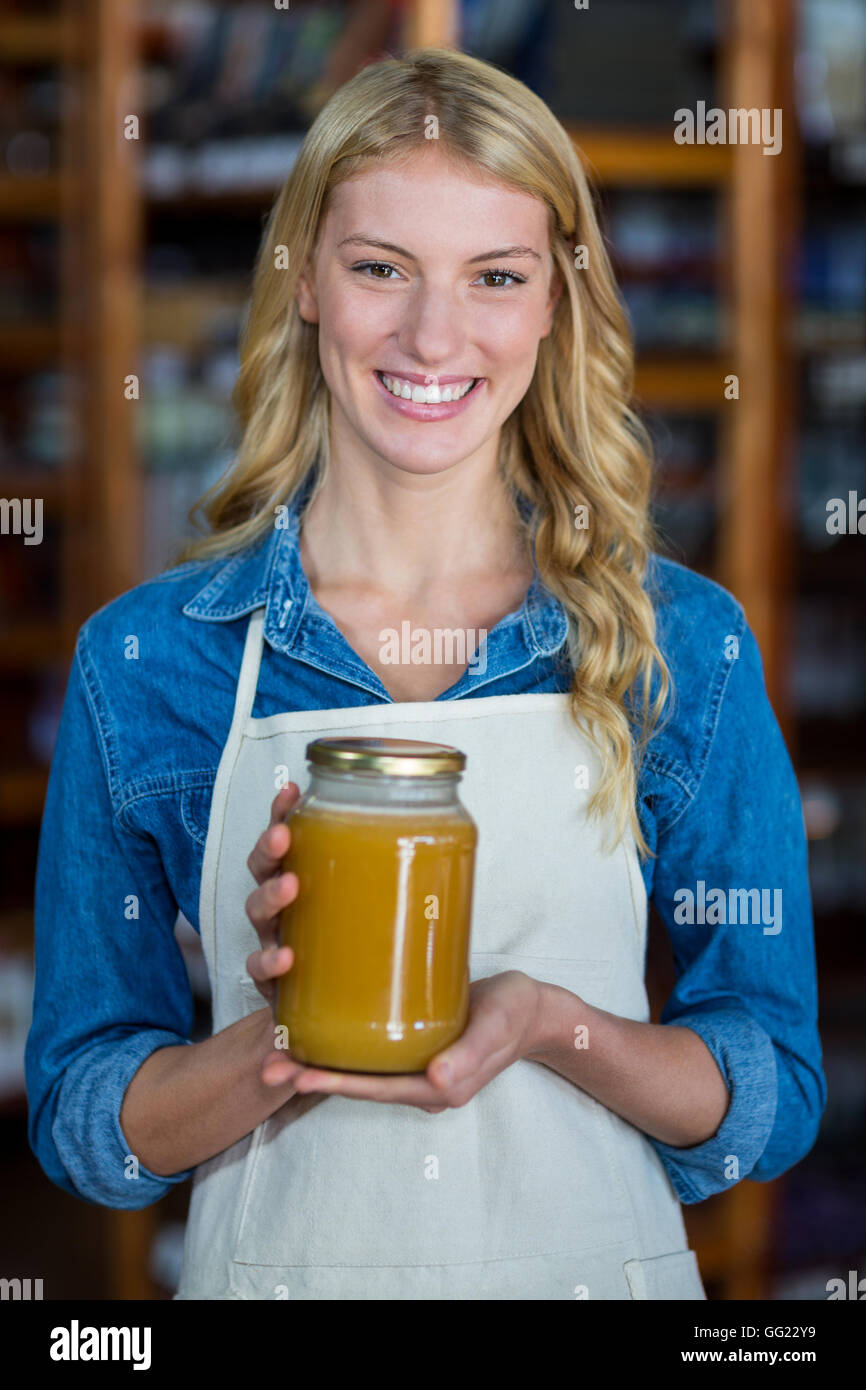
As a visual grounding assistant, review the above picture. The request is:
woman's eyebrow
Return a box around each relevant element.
[337,234,542,264]
[468,245,542,264]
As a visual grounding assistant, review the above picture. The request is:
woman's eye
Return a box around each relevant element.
[474,269,526,289]
[351,262,527,288]
[353,261,400,279]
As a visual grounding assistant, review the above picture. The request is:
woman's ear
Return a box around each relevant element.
[295,260,320,325]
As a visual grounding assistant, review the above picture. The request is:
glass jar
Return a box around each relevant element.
[275,737,478,1073]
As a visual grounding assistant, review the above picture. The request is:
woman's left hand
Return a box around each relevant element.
[281,971,544,1111]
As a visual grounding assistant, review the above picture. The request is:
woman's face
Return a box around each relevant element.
[295,144,560,478]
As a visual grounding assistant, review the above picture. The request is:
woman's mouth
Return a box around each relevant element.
[373,370,485,420]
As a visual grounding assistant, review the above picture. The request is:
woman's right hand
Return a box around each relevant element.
[245,783,303,1086]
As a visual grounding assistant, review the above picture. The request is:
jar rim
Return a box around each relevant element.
[306,736,465,777]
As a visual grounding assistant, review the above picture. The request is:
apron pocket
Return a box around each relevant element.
[230,952,639,1271]
[623,1249,706,1300]
[468,952,613,1006]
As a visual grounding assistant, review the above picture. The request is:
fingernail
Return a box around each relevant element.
[438,1061,453,1084]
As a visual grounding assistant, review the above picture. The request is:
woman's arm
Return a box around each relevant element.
[523,989,730,1147]
[521,606,827,1197]
[121,787,311,1175]
[25,626,299,1206]
[635,616,826,1200]
[517,607,825,1166]
[119,1007,297,1176]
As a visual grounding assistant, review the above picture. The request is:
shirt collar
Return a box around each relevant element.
[182,473,569,694]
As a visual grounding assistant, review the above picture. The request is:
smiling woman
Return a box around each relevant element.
[177,46,666,821]
[27,46,825,1304]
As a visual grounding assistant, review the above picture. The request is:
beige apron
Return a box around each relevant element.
[175,606,706,1300]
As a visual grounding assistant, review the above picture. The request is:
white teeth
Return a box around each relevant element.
[380,374,475,404]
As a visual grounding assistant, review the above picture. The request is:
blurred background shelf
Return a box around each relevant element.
[0,768,48,824]
[0,16,81,63]
[0,322,62,364]
[569,126,735,184]
[0,173,70,219]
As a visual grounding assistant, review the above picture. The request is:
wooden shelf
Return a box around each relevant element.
[0,16,82,63]
[0,624,68,671]
[634,355,728,410]
[0,909,34,950]
[146,184,281,211]
[0,768,48,827]
[0,321,62,367]
[0,174,76,222]
[569,127,734,185]
[0,470,66,509]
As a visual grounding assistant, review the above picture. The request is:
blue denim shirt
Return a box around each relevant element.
[26,479,826,1211]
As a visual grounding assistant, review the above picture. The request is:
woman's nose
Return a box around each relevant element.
[395,284,468,368]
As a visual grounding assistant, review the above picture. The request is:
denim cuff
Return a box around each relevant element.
[647,1006,778,1204]
[52,1030,196,1209]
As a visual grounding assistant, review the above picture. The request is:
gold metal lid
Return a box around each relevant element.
[306,736,466,777]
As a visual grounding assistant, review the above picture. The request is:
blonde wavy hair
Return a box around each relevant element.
[176,47,672,859]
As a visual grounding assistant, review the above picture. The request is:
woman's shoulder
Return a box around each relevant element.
[69,556,237,793]
[645,551,748,686]
[645,551,747,642]
[639,552,752,801]
[73,549,241,703]
[79,521,276,655]
[75,555,235,673]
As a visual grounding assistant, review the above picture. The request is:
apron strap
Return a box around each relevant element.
[198,605,266,972]
[232,605,267,729]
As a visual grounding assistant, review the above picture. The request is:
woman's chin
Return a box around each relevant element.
[361,426,493,477]
[378,448,481,477]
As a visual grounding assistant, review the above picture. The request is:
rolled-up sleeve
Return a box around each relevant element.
[25,627,196,1209]
[645,622,827,1203]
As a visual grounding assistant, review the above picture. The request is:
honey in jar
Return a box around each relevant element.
[275,737,477,1073]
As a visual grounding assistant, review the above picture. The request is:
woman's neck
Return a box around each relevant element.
[299,457,531,604]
